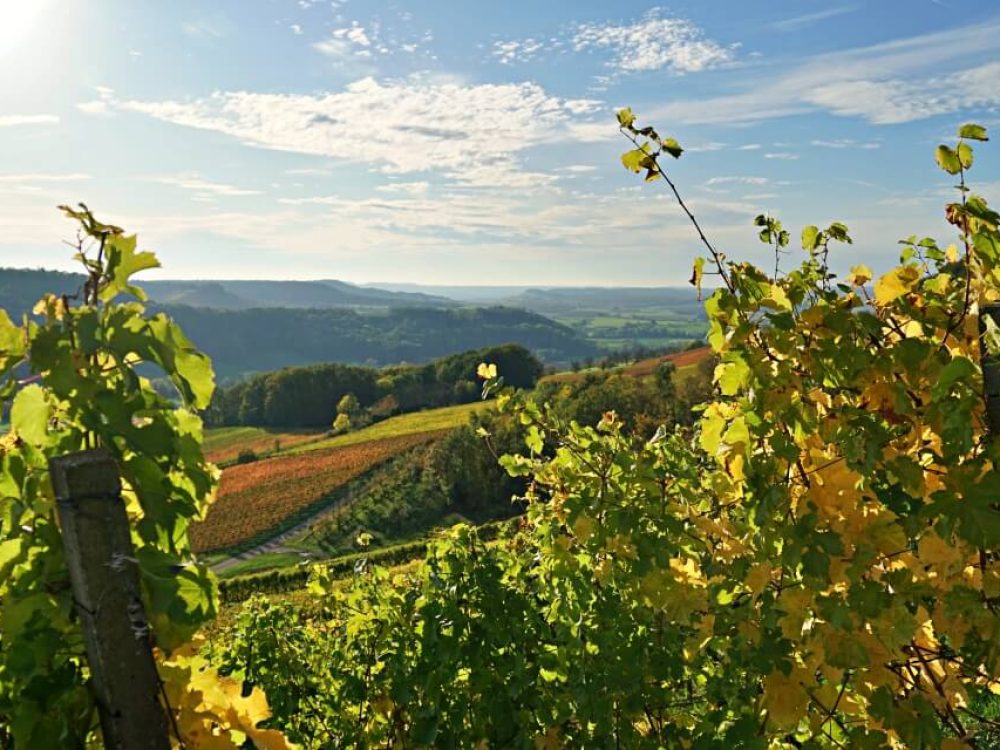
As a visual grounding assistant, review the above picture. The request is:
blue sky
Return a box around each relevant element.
[1,0,999,285]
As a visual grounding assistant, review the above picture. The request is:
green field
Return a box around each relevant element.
[550,308,706,352]
[216,551,315,578]
[203,426,325,465]
[203,402,488,466]
[286,401,489,455]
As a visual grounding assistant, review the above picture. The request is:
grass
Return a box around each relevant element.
[203,426,324,465]
[286,401,488,455]
[216,551,314,578]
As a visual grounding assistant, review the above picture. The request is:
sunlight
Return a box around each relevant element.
[0,0,52,57]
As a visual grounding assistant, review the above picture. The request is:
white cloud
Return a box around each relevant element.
[0,173,91,182]
[764,152,799,160]
[771,5,857,32]
[113,77,606,186]
[153,176,261,198]
[0,114,59,127]
[493,38,546,65]
[737,144,763,151]
[284,167,331,176]
[811,139,880,149]
[562,165,598,173]
[290,23,303,35]
[315,22,374,57]
[572,9,736,73]
[78,86,116,116]
[805,62,1000,124]
[705,176,769,186]
[377,181,430,194]
[687,142,727,153]
[652,20,1000,125]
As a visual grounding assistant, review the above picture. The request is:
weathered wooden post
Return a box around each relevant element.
[49,449,171,750]
[981,303,1000,435]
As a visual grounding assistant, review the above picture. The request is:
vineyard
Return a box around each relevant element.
[190,429,449,553]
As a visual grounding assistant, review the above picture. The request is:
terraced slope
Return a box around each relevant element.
[203,427,323,465]
[192,430,446,553]
[194,401,489,554]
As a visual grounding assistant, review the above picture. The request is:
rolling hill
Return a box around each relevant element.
[0,269,600,378]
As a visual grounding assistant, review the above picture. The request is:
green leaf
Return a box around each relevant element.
[525,425,543,454]
[690,257,705,298]
[930,356,976,401]
[957,141,974,170]
[935,145,962,175]
[958,122,988,141]
[10,385,51,446]
[801,225,820,252]
[100,234,161,302]
[0,309,24,371]
[716,357,750,396]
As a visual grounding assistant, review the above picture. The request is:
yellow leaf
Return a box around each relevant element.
[572,513,595,541]
[763,666,810,730]
[744,563,771,596]
[762,283,791,311]
[945,244,959,263]
[477,362,498,380]
[874,265,921,305]
[847,264,872,286]
[918,531,964,571]
[942,739,972,750]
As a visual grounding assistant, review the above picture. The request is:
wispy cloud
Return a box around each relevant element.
[153,176,261,198]
[493,38,546,65]
[705,176,770,186]
[0,173,91,182]
[652,19,1000,125]
[771,5,858,32]
[491,10,735,75]
[376,181,430,194]
[764,152,799,160]
[0,114,59,127]
[182,16,231,39]
[572,9,737,73]
[811,139,880,149]
[314,22,374,58]
[112,77,607,187]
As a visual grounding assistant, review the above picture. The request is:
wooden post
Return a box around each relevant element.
[981,304,1000,435]
[49,449,171,750]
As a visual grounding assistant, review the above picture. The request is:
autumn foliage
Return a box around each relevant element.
[191,429,449,552]
[211,120,1000,748]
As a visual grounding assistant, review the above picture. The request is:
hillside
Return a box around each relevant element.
[0,269,600,378]
[0,268,452,312]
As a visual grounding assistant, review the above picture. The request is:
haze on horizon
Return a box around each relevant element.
[1,0,999,286]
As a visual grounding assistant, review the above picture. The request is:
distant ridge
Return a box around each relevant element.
[0,268,454,313]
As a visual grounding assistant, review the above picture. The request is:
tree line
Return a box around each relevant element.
[205,343,544,428]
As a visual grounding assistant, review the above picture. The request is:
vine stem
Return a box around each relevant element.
[619,126,734,294]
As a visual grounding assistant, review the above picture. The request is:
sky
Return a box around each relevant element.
[0,0,999,286]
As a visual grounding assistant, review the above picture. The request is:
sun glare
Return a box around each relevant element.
[0,0,51,57]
